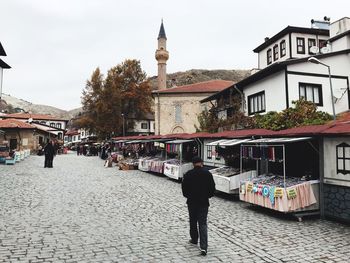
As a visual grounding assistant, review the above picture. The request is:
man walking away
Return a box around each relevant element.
[44,140,55,168]
[182,156,215,256]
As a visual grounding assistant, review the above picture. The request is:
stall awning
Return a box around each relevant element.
[166,139,194,144]
[113,140,126,143]
[125,140,143,144]
[245,137,312,144]
[207,138,251,146]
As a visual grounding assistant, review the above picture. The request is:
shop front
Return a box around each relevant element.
[205,138,256,194]
[163,139,198,181]
[239,137,320,220]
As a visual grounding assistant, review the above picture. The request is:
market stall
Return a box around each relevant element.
[239,137,320,219]
[205,138,256,194]
[138,140,169,173]
[163,139,198,181]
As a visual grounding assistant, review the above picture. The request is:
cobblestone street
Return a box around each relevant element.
[0,153,349,262]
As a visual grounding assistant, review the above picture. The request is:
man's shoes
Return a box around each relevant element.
[189,239,197,245]
[200,249,207,256]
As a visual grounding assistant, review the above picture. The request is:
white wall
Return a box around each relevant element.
[287,54,350,115]
[331,35,350,52]
[128,120,154,134]
[324,137,350,187]
[291,33,328,58]
[258,35,289,69]
[257,33,328,69]
[243,71,286,115]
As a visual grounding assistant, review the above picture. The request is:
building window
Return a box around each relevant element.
[319,39,327,49]
[73,136,76,141]
[248,91,266,115]
[280,40,286,57]
[175,105,182,123]
[296,38,305,54]
[267,49,272,64]
[299,83,323,106]
[40,121,46,125]
[215,145,221,160]
[78,135,81,140]
[141,122,148,129]
[273,44,279,61]
[81,131,85,137]
[308,38,316,54]
[56,123,61,129]
[50,123,55,127]
[207,146,212,160]
[337,143,350,174]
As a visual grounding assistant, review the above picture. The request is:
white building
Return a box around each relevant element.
[1,113,68,140]
[202,17,350,117]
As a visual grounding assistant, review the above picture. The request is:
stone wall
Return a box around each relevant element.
[155,93,213,135]
[324,183,350,223]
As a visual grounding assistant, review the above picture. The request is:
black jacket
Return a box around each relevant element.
[182,166,216,207]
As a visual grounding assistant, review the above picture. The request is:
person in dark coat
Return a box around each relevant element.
[44,140,55,168]
[182,156,215,256]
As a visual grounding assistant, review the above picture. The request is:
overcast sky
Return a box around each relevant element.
[0,0,349,110]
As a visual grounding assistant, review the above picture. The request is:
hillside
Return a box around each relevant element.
[1,69,250,119]
[0,93,82,119]
[149,69,250,89]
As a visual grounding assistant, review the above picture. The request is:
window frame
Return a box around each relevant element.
[336,143,350,174]
[280,40,286,57]
[299,82,323,106]
[273,44,279,61]
[248,91,266,115]
[141,122,148,129]
[319,39,327,49]
[296,37,305,54]
[308,38,316,54]
[175,104,182,123]
[267,48,272,65]
[207,145,212,160]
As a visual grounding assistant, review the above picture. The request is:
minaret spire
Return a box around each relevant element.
[155,20,169,90]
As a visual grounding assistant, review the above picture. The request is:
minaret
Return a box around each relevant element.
[155,20,169,90]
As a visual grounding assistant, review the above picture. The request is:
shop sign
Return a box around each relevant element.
[287,188,297,199]
[274,188,284,198]
[154,142,159,146]
[262,186,269,197]
[246,182,253,193]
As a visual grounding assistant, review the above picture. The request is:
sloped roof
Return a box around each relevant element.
[253,26,329,53]
[0,119,34,129]
[154,80,235,95]
[201,49,350,103]
[65,129,80,136]
[0,42,6,56]
[0,59,11,69]
[3,113,68,121]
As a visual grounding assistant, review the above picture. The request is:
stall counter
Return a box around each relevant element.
[210,167,257,194]
[163,162,193,180]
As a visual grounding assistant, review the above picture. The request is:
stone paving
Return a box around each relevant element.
[0,153,350,263]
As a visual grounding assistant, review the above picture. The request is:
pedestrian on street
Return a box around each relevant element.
[181,156,215,256]
[44,140,55,168]
[76,145,80,156]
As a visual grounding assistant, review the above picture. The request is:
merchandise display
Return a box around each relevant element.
[241,145,283,162]
[239,179,318,212]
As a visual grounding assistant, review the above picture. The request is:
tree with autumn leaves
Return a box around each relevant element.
[77,59,152,139]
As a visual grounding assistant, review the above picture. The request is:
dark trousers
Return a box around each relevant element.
[44,154,53,168]
[187,204,208,250]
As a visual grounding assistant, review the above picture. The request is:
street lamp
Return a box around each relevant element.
[308,57,336,120]
[121,113,125,136]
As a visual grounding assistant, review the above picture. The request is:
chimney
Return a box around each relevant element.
[264,37,270,42]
